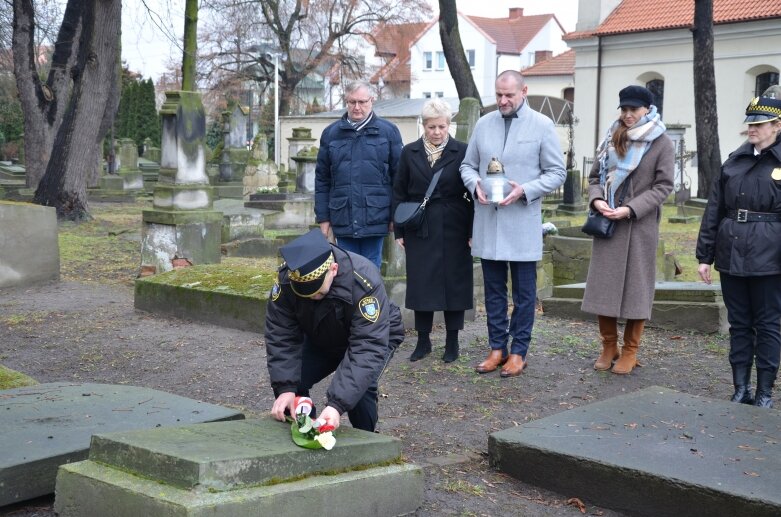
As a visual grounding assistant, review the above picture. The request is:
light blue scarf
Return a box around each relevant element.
[596,105,666,207]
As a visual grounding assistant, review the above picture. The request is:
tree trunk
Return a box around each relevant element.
[438,0,481,106]
[13,0,84,188]
[182,0,198,91]
[33,0,121,220]
[692,0,721,199]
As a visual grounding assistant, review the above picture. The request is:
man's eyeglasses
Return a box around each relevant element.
[346,99,372,107]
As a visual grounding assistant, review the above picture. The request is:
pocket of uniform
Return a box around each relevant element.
[366,195,391,225]
[328,196,350,227]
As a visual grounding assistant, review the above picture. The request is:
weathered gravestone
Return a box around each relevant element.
[489,386,781,517]
[55,418,423,516]
[99,138,144,192]
[0,382,243,506]
[140,91,223,274]
[0,201,59,288]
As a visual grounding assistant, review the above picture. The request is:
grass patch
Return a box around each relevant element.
[140,259,278,297]
[1,311,48,327]
[0,364,38,389]
[442,479,485,496]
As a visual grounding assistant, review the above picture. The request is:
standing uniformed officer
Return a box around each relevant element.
[697,96,781,408]
[265,229,404,431]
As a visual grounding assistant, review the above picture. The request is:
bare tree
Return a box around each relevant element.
[14,0,121,219]
[438,0,481,106]
[692,0,721,199]
[200,0,430,117]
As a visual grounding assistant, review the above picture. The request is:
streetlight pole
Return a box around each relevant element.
[274,54,280,169]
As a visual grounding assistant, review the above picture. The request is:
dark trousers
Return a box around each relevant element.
[481,259,536,357]
[296,338,379,432]
[720,273,781,374]
[414,310,465,332]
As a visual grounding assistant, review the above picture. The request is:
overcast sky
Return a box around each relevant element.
[121,0,579,81]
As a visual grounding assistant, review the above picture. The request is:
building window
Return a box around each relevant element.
[423,52,432,70]
[756,71,779,97]
[563,87,574,103]
[436,51,445,70]
[423,92,432,98]
[435,92,444,98]
[466,49,475,68]
[646,79,664,118]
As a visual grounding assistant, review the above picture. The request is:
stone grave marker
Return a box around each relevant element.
[0,382,243,506]
[490,386,781,517]
[55,418,423,516]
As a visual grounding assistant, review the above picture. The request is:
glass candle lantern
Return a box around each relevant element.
[483,157,509,203]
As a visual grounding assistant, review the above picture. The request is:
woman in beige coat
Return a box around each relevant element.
[581,85,674,374]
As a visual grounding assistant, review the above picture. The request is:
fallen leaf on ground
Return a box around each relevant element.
[566,497,586,513]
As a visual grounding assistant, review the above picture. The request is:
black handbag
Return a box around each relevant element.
[393,169,443,230]
[581,178,630,239]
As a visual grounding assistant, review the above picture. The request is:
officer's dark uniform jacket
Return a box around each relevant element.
[696,135,781,276]
[314,113,403,239]
[265,247,404,415]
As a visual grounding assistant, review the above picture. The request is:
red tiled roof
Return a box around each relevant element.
[467,13,562,54]
[522,49,575,76]
[566,0,781,39]
[367,22,429,58]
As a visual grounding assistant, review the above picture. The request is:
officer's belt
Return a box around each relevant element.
[727,209,781,222]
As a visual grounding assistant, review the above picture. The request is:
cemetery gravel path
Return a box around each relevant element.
[0,280,734,517]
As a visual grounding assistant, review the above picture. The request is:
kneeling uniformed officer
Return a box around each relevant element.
[265,229,404,431]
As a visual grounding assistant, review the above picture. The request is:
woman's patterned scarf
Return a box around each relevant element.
[596,105,666,207]
[423,135,448,167]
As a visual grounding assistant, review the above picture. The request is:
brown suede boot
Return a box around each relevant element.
[594,315,619,371]
[612,319,645,375]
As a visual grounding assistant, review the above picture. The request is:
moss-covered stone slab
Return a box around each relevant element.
[87,418,402,490]
[0,382,243,506]
[489,386,781,517]
[134,263,275,332]
[56,460,423,517]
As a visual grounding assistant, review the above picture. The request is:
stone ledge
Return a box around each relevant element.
[56,460,423,517]
[489,386,781,517]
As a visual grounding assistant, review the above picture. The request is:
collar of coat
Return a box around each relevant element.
[732,134,781,161]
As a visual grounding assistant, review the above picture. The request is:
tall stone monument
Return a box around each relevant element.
[140,91,223,274]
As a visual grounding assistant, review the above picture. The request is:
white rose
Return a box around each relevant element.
[314,431,336,450]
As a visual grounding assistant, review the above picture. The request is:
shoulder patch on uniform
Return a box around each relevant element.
[271,281,281,301]
[359,296,380,323]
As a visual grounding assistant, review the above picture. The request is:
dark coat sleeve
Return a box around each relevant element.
[392,145,414,239]
[264,281,304,395]
[325,280,394,414]
[696,171,726,265]
[314,126,334,224]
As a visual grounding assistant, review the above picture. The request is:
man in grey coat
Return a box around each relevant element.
[460,70,566,377]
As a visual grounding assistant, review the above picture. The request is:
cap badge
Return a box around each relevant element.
[751,97,759,107]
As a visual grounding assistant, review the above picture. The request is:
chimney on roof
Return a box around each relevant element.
[509,8,523,20]
[535,50,553,64]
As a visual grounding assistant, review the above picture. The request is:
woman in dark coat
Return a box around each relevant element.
[581,85,674,375]
[696,96,781,409]
[392,98,473,363]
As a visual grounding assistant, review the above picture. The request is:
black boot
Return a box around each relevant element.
[730,364,754,405]
[410,332,432,362]
[442,330,459,363]
[754,368,776,409]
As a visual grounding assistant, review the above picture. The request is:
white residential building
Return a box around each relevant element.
[567,0,781,193]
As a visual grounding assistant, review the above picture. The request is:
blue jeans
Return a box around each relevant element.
[481,259,536,358]
[337,235,384,270]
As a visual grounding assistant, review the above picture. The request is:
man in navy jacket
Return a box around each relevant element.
[314,80,403,270]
